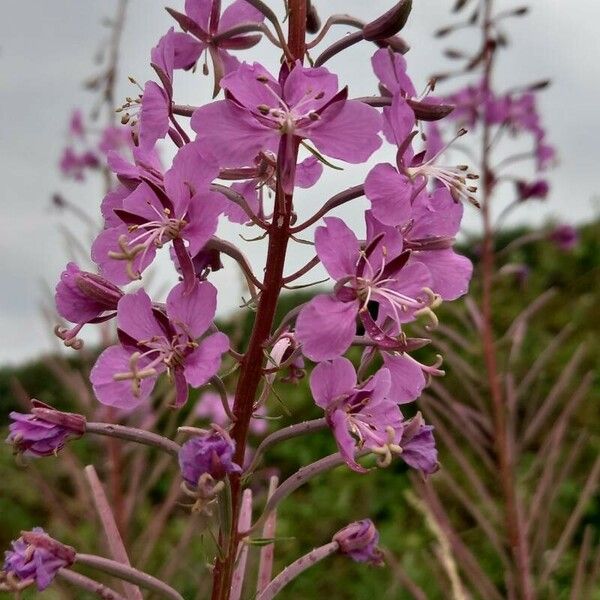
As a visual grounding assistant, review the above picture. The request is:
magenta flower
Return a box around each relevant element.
[137,28,177,152]
[179,428,241,487]
[365,94,477,226]
[3,529,76,591]
[309,358,403,472]
[59,147,99,181]
[333,519,384,566]
[54,262,123,347]
[399,412,439,475]
[68,109,85,138]
[191,61,382,191]
[92,141,220,284]
[167,0,265,77]
[374,187,473,301]
[7,401,86,458]
[90,281,229,409]
[296,213,431,362]
[371,47,416,99]
[516,179,549,202]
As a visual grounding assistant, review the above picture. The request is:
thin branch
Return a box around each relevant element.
[282,255,321,284]
[84,466,143,600]
[75,554,184,600]
[86,422,180,457]
[58,569,127,600]
[245,418,327,475]
[256,476,280,595]
[290,184,365,233]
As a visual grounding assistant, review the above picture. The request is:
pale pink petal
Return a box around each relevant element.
[296,295,358,361]
[315,217,360,280]
[91,346,155,408]
[295,156,323,188]
[413,249,472,300]
[219,0,265,30]
[172,32,205,70]
[184,332,229,387]
[310,357,358,409]
[192,101,278,167]
[306,100,382,163]
[382,353,426,404]
[365,163,413,225]
[117,289,164,342]
[166,280,217,338]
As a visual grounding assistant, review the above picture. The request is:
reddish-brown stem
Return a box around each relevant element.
[210,5,307,599]
[479,2,533,598]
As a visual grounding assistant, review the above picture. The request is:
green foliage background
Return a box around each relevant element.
[0,221,598,598]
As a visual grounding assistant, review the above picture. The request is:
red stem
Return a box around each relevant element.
[210,4,306,599]
[480,2,533,598]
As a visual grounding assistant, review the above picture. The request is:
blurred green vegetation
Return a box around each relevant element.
[0,221,598,599]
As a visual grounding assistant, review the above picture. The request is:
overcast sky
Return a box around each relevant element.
[1,0,598,365]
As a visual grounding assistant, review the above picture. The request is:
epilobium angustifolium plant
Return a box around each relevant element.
[2,1,480,598]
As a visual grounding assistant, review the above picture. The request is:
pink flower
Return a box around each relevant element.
[92,142,220,284]
[310,358,403,472]
[167,0,265,75]
[90,281,229,409]
[296,213,432,362]
[191,61,382,191]
[365,94,477,226]
[54,262,123,347]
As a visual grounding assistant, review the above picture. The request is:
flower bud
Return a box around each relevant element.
[363,0,412,41]
[178,428,242,488]
[333,520,384,566]
[548,224,578,251]
[516,179,549,202]
[7,401,86,458]
[306,1,321,34]
[55,262,122,324]
[3,528,76,591]
[406,98,455,122]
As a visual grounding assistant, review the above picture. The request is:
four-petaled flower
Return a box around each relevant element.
[92,141,220,284]
[296,213,433,362]
[168,0,265,80]
[309,358,403,472]
[90,281,229,409]
[191,61,382,191]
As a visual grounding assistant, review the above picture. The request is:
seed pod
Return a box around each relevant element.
[363,0,412,41]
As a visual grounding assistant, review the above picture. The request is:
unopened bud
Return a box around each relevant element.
[363,0,412,41]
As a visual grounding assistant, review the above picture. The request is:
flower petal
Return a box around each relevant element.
[382,353,426,404]
[91,346,155,408]
[365,163,413,225]
[308,100,382,163]
[184,332,229,387]
[296,295,358,361]
[166,280,217,338]
[315,217,360,280]
[310,357,357,409]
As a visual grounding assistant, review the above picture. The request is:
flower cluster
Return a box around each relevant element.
[7,1,481,596]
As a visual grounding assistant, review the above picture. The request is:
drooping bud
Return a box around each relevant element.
[56,262,122,324]
[178,427,241,488]
[7,401,86,458]
[363,0,412,41]
[306,1,321,34]
[398,412,439,475]
[333,520,384,566]
[2,528,76,591]
[407,98,455,122]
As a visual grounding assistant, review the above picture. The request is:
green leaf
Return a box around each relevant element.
[300,141,344,171]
